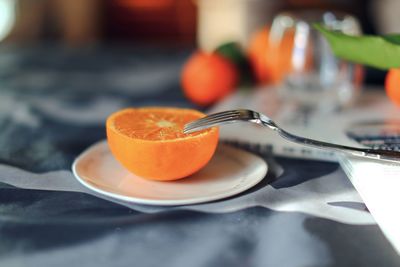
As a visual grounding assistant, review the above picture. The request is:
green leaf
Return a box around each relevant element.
[214,42,256,86]
[215,42,247,64]
[382,34,400,45]
[314,24,400,70]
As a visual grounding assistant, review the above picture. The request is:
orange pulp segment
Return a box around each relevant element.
[106,107,219,181]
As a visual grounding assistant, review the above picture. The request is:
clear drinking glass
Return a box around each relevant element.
[269,11,363,113]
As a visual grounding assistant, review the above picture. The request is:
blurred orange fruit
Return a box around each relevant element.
[181,51,238,106]
[106,107,219,181]
[385,68,400,106]
[247,27,271,84]
[247,27,295,85]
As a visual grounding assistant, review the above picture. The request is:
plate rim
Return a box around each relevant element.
[72,140,268,206]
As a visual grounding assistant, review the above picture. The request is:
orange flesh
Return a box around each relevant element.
[106,107,219,181]
[112,109,207,140]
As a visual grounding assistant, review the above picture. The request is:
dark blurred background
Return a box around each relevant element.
[1,0,399,84]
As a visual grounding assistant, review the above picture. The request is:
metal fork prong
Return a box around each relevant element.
[184,112,240,131]
[184,117,241,133]
[184,111,242,131]
[186,115,241,130]
[193,112,241,126]
[194,110,241,124]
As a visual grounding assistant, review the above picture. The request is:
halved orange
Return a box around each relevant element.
[106,107,219,181]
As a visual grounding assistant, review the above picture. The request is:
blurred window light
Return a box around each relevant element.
[292,21,309,71]
[0,0,16,41]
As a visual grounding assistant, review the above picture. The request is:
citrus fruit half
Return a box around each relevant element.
[106,107,219,181]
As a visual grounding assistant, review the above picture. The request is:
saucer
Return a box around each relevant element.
[72,140,267,206]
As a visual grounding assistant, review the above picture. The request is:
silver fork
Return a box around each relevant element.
[184,109,400,162]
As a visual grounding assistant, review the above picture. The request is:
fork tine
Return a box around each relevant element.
[185,117,238,131]
[195,110,241,124]
[184,120,233,133]
[190,111,241,126]
[186,110,240,125]
[183,110,242,133]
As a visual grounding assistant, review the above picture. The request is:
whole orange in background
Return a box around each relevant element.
[181,51,238,106]
[247,27,295,85]
[385,68,400,107]
[268,29,295,84]
[247,27,271,84]
[106,107,219,181]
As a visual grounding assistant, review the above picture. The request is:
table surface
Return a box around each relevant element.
[0,45,399,267]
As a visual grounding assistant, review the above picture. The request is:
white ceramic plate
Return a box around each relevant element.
[72,140,267,206]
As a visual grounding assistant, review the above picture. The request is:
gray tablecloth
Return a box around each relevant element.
[0,45,399,267]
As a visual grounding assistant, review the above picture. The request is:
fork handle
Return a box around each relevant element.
[276,128,400,162]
